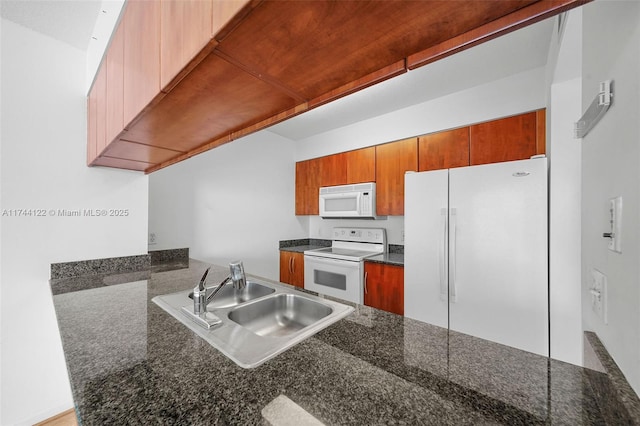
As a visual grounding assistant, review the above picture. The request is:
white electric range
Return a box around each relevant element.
[304,227,386,304]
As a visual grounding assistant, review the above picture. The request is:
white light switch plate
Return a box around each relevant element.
[590,269,608,324]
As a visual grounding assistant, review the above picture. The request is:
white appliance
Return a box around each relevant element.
[404,157,548,356]
[319,182,381,219]
[304,227,386,303]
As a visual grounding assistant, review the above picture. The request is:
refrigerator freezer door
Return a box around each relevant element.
[448,158,548,356]
[405,169,449,328]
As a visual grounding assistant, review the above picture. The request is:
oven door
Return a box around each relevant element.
[304,255,363,304]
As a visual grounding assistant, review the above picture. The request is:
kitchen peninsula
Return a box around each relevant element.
[51,259,638,425]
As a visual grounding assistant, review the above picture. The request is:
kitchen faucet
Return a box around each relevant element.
[192,261,246,315]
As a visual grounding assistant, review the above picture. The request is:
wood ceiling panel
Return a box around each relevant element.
[124,52,299,152]
[93,156,151,171]
[87,0,588,173]
[216,0,539,100]
[103,139,182,164]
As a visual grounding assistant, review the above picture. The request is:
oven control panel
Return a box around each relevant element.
[332,227,386,244]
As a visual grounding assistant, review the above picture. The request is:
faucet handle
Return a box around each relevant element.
[198,267,211,292]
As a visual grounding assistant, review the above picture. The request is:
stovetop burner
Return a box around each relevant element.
[304,227,387,261]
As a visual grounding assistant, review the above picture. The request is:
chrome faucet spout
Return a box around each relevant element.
[229,260,246,290]
[192,261,247,315]
[205,275,232,304]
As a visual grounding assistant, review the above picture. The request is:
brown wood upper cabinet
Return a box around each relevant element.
[87,88,97,165]
[319,154,347,187]
[123,0,161,127]
[295,158,322,215]
[364,262,404,316]
[89,0,249,168]
[93,65,107,157]
[470,110,545,165]
[160,0,213,90]
[105,22,125,147]
[295,147,375,215]
[345,147,375,184]
[375,138,418,216]
[418,127,470,171]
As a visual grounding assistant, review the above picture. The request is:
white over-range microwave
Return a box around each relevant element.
[319,182,384,219]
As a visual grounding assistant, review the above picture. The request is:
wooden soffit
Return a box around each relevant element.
[123,0,589,173]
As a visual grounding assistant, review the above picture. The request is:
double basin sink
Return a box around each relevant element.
[152,277,353,368]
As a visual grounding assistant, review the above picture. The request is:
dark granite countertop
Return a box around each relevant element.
[279,245,326,253]
[279,238,331,254]
[365,252,404,266]
[51,259,637,425]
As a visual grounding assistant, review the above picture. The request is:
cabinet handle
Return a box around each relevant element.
[289,257,293,274]
[291,257,295,274]
[364,271,368,295]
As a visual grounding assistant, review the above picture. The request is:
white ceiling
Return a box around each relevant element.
[0,1,556,143]
[0,0,102,51]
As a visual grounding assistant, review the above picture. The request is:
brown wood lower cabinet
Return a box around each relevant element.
[364,262,404,315]
[279,251,304,288]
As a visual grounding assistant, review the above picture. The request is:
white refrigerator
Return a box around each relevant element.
[405,157,548,356]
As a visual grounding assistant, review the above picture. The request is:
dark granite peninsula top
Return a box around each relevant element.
[52,259,638,425]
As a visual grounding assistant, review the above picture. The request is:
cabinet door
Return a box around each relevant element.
[470,111,539,166]
[295,158,322,215]
[364,262,404,315]
[123,0,161,126]
[319,153,346,187]
[289,252,304,288]
[87,84,98,165]
[279,251,304,288]
[279,251,291,283]
[161,0,213,89]
[94,65,108,156]
[212,0,249,39]
[535,109,546,156]
[105,22,125,145]
[375,137,417,216]
[345,147,375,184]
[418,127,469,172]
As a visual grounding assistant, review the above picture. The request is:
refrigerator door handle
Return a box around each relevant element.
[439,208,448,301]
[450,208,458,303]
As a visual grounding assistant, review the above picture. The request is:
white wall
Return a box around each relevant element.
[297,67,547,245]
[148,131,308,281]
[150,59,548,268]
[581,0,640,395]
[148,165,193,251]
[295,67,547,161]
[0,19,149,425]
[548,11,584,365]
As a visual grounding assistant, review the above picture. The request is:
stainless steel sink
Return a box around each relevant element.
[228,294,333,337]
[188,281,275,309]
[152,277,353,368]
